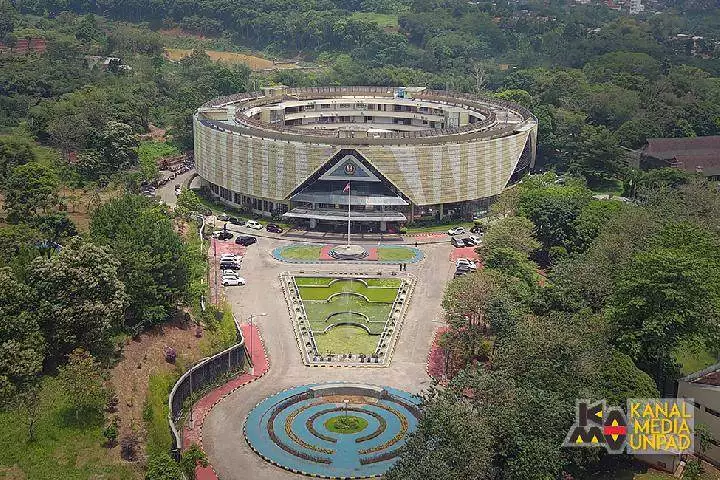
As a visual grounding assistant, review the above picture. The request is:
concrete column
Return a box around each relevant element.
[439,203,444,220]
[309,218,317,229]
[380,221,387,232]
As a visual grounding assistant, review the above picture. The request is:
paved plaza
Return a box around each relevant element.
[201,235,454,479]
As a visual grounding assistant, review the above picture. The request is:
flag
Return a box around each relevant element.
[343,182,350,193]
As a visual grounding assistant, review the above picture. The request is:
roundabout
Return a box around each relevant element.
[244,383,421,478]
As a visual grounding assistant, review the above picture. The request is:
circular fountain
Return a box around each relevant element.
[329,245,368,260]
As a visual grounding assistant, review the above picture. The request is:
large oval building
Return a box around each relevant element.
[194,86,537,232]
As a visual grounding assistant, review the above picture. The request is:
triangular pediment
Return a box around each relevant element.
[319,153,381,182]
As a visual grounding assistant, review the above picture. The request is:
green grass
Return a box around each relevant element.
[376,246,416,262]
[137,140,180,164]
[303,298,391,333]
[0,377,141,480]
[279,245,322,260]
[295,276,402,354]
[294,276,335,286]
[324,415,369,434]
[314,325,380,355]
[144,371,179,457]
[364,278,402,288]
[674,338,718,376]
[297,279,399,303]
[349,12,399,28]
[200,304,239,355]
[588,178,624,196]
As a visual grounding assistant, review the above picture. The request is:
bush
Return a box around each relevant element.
[180,444,209,480]
[146,452,182,480]
[102,416,120,447]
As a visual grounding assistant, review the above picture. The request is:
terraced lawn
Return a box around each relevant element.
[294,276,402,355]
[297,278,399,302]
[314,325,381,355]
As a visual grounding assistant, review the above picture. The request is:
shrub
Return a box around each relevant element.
[180,444,209,480]
[145,452,182,480]
[103,416,120,447]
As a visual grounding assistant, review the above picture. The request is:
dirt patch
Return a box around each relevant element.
[60,186,124,232]
[163,48,301,71]
[0,465,26,480]
[109,320,207,441]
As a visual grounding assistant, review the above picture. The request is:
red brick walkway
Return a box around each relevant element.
[182,324,269,480]
[449,246,480,262]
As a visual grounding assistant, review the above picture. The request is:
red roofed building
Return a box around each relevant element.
[640,136,720,181]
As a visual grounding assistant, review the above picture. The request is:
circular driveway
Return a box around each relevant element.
[202,236,453,479]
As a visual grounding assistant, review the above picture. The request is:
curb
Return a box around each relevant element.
[182,324,271,480]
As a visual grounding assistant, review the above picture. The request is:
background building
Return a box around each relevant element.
[640,136,720,180]
[194,86,537,232]
[678,362,720,467]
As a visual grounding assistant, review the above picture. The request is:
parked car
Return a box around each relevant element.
[266,223,283,233]
[448,226,466,236]
[220,261,241,270]
[456,258,478,270]
[469,235,482,245]
[245,220,263,230]
[454,264,473,277]
[462,236,476,246]
[228,217,243,225]
[222,276,246,286]
[451,237,467,248]
[218,213,229,221]
[235,236,257,246]
[470,225,484,234]
[216,231,233,241]
[220,254,241,261]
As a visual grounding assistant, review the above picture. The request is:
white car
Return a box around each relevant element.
[222,276,246,286]
[245,220,263,230]
[469,235,482,245]
[448,226,466,236]
[456,258,477,270]
[220,254,241,261]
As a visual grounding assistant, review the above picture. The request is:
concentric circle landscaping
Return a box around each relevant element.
[244,383,421,478]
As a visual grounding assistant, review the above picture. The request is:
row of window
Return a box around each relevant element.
[208,184,288,214]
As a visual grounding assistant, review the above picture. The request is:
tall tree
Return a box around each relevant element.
[29,240,128,365]
[90,195,190,331]
[0,268,45,403]
[2,162,59,222]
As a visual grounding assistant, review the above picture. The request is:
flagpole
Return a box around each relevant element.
[347,181,351,246]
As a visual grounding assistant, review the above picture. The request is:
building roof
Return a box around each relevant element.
[681,361,720,387]
[642,136,720,175]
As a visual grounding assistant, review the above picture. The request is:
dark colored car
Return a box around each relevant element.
[451,237,466,248]
[462,236,476,246]
[217,231,233,241]
[266,223,283,233]
[220,262,240,270]
[229,217,243,225]
[470,225,484,234]
[235,235,257,246]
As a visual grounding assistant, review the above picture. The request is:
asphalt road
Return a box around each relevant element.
[201,236,453,479]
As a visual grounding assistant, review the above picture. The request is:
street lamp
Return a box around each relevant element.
[343,399,349,419]
[247,313,267,375]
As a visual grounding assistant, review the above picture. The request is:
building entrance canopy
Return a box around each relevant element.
[283,208,406,223]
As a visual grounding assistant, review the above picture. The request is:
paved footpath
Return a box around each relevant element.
[187,235,453,479]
